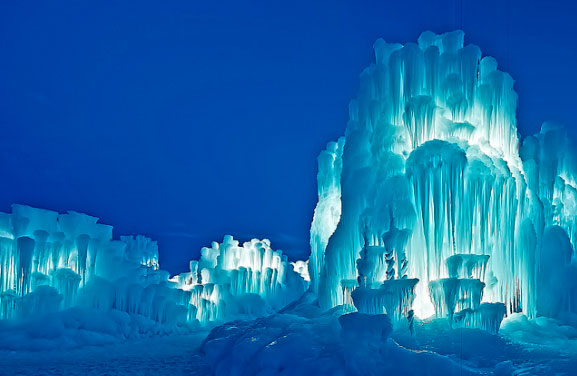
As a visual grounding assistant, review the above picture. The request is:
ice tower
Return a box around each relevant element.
[310,31,577,326]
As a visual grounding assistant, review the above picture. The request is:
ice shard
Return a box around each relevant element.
[309,138,344,292]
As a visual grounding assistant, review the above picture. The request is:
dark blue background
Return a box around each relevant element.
[1,1,576,274]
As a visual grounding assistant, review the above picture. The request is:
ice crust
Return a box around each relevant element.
[201,294,481,376]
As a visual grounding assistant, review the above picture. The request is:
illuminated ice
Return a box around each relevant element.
[0,205,190,325]
[311,30,577,334]
[0,206,308,328]
[453,302,507,334]
[171,235,309,324]
[2,31,577,352]
[309,138,344,293]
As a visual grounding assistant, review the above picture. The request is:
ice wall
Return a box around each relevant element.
[0,205,308,326]
[0,205,189,324]
[313,30,577,324]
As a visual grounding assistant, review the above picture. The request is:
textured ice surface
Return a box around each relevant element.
[4,309,574,376]
[0,206,307,328]
[311,30,577,328]
[201,294,480,376]
[3,29,577,374]
[201,294,577,375]
[170,235,308,324]
[0,331,210,375]
[0,205,183,324]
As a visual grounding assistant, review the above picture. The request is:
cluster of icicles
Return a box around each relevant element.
[0,205,308,325]
[347,232,506,334]
[310,30,577,334]
[2,31,576,337]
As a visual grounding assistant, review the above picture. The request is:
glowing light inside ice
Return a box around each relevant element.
[310,31,577,330]
[0,206,307,325]
[2,31,577,336]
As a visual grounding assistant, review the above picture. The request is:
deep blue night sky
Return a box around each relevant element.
[1,1,576,275]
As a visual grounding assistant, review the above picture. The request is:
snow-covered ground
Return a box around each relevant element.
[394,315,577,375]
[1,313,576,376]
[0,332,210,376]
[197,295,577,376]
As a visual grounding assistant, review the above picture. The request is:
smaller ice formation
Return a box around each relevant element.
[170,235,308,323]
[453,303,507,335]
[309,138,345,293]
[0,205,308,327]
[351,279,418,331]
[0,205,176,323]
[347,232,419,332]
[428,254,505,333]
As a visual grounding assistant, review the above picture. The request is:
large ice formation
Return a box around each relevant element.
[3,30,577,343]
[310,30,577,332]
[0,205,307,327]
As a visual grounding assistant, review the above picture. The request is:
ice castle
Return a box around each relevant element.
[310,30,577,331]
[1,31,576,335]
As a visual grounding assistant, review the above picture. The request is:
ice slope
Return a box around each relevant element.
[200,292,577,376]
[201,293,481,376]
